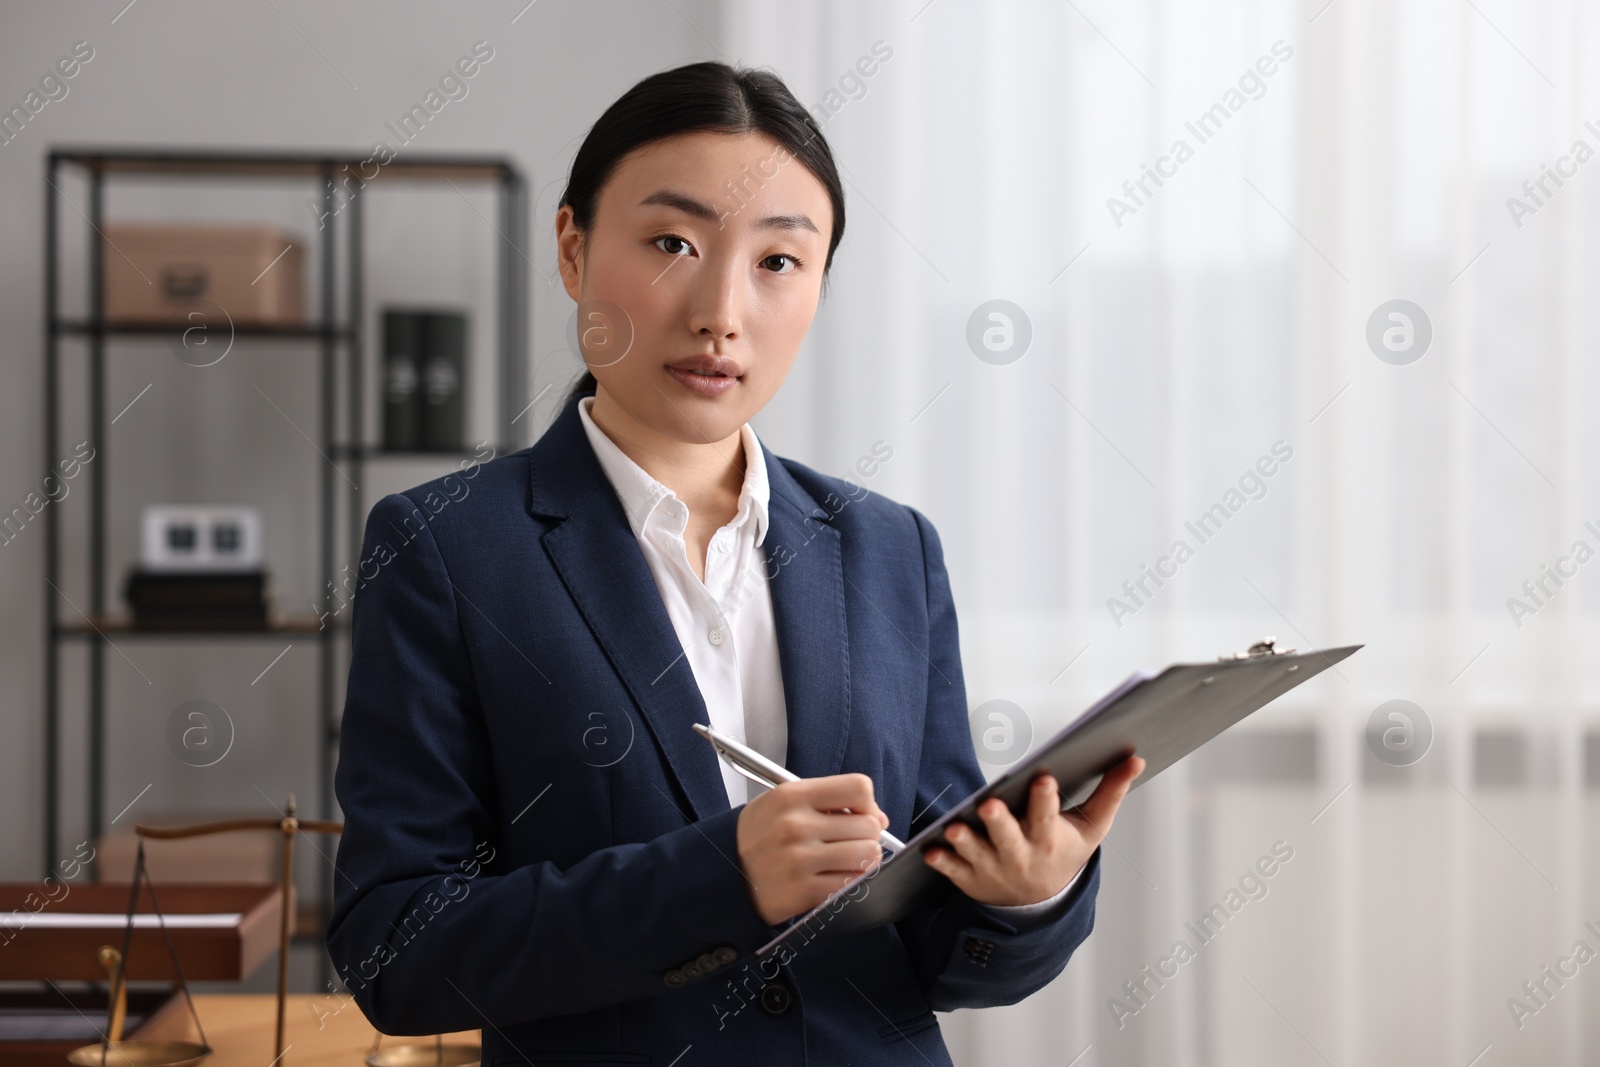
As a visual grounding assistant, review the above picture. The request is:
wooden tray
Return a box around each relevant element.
[0,883,285,982]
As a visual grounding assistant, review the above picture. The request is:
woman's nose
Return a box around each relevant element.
[687,262,744,341]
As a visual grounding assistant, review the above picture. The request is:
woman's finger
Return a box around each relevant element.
[1025,774,1062,840]
[810,838,883,875]
[1069,755,1145,843]
[922,844,976,887]
[977,797,1029,861]
[940,819,998,873]
[809,810,893,843]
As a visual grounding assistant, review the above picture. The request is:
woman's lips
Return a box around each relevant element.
[665,365,740,396]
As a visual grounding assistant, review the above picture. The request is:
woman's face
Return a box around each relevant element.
[556,130,833,445]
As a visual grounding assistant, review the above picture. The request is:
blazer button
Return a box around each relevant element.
[713,945,738,965]
[759,981,792,1015]
[664,968,687,988]
[696,952,718,973]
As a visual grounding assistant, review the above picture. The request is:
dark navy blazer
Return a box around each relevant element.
[327,391,1101,1066]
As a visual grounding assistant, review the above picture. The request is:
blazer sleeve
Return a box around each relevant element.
[891,507,1103,1011]
[326,493,778,1035]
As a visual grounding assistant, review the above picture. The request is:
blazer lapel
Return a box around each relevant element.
[527,395,853,823]
[530,398,730,823]
[759,439,852,783]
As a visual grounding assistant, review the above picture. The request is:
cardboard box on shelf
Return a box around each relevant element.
[101,224,305,325]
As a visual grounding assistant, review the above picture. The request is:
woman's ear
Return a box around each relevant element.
[554,204,585,303]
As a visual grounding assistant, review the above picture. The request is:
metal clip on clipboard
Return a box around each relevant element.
[1218,635,1296,661]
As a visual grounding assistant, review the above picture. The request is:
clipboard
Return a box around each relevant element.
[755,637,1362,958]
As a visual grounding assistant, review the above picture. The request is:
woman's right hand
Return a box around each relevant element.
[735,773,890,925]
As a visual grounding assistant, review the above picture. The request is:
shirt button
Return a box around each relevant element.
[713,537,729,553]
[708,627,725,646]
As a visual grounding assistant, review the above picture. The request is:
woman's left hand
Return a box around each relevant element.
[922,754,1146,907]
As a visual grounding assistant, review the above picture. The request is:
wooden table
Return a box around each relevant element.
[172,995,480,1067]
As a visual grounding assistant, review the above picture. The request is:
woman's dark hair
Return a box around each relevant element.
[558,61,847,408]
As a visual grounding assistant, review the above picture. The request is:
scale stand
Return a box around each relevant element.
[66,838,211,1067]
[130,794,342,1065]
[127,795,481,1067]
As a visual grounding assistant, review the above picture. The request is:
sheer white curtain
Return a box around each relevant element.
[720,1,1600,1064]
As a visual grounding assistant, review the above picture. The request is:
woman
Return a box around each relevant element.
[328,60,1143,1065]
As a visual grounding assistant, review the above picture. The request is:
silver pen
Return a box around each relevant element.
[693,722,906,853]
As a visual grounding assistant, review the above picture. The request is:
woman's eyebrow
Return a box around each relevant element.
[638,189,819,234]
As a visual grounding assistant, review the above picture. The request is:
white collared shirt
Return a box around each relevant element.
[576,395,1078,915]
[578,395,787,807]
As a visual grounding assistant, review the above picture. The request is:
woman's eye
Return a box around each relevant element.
[761,254,800,274]
[653,235,693,257]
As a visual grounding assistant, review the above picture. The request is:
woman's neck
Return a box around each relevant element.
[587,387,746,524]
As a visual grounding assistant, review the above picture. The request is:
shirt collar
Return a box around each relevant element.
[577,394,770,547]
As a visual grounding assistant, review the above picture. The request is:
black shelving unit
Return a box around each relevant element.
[42,149,528,967]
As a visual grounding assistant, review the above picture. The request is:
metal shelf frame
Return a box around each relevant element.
[42,148,528,968]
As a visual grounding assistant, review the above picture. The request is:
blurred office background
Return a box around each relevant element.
[3,1,1599,1064]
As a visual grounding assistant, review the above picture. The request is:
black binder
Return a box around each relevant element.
[756,638,1363,958]
[421,311,467,451]
[382,309,467,452]
[382,311,423,451]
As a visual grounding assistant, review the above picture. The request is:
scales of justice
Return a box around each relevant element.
[65,796,479,1067]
